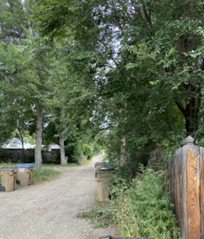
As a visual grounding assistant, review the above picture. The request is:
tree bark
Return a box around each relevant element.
[17,127,25,163]
[35,104,43,168]
[59,133,66,165]
[176,84,201,135]
[21,139,25,163]
[121,136,125,165]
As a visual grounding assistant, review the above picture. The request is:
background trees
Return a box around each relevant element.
[2,0,204,164]
[33,0,204,153]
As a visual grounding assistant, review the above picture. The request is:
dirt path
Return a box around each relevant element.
[0,156,116,239]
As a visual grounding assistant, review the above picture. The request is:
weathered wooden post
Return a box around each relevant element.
[168,136,204,239]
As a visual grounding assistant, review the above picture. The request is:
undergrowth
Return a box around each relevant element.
[80,198,114,228]
[32,168,60,184]
[112,165,180,239]
[81,158,181,239]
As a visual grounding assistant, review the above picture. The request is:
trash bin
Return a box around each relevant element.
[95,162,103,170]
[0,167,18,192]
[15,164,34,186]
[78,156,84,166]
[95,162,109,170]
[95,168,114,202]
[65,156,68,164]
[83,155,88,162]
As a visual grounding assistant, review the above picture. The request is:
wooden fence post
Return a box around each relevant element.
[168,135,204,239]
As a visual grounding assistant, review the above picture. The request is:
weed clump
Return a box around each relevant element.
[32,167,60,184]
[81,160,181,239]
[80,199,114,228]
[112,165,180,239]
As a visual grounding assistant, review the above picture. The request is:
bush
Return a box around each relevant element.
[65,141,83,163]
[111,165,180,239]
[83,144,94,159]
[80,199,114,228]
[32,167,60,184]
[79,157,180,239]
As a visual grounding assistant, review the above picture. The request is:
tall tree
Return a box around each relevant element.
[0,0,57,167]
[34,0,204,151]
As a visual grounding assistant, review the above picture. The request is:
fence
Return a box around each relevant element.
[122,136,204,238]
[168,136,204,239]
[0,148,59,163]
[129,143,165,177]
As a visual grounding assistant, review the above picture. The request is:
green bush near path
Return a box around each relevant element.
[32,168,60,184]
[81,160,181,239]
[80,199,114,228]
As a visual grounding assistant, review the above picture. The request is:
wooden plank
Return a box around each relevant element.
[187,147,200,239]
[178,147,183,237]
[175,149,179,227]
[170,154,175,212]
[182,145,188,239]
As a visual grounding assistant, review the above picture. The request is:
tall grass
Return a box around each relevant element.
[32,168,60,184]
[112,166,180,239]
[81,161,181,239]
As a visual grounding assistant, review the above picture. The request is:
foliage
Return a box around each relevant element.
[82,144,94,159]
[80,199,114,228]
[111,164,180,239]
[33,0,204,155]
[32,167,60,184]
[81,158,180,239]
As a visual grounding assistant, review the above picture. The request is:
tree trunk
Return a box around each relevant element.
[185,96,200,135]
[59,133,66,165]
[35,104,43,169]
[18,127,25,163]
[121,136,125,165]
[21,139,25,163]
[176,84,201,135]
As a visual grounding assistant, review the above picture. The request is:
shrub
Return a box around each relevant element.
[32,167,60,184]
[80,199,114,228]
[79,155,181,239]
[65,142,83,163]
[111,165,180,239]
[83,144,94,159]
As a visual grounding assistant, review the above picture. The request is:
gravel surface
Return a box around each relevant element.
[0,156,116,239]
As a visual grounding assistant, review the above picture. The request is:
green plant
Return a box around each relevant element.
[111,165,181,239]
[32,167,60,184]
[82,144,94,159]
[80,198,114,228]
